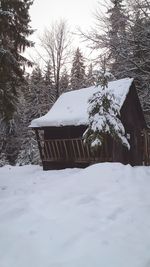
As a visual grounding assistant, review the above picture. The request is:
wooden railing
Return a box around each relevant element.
[35,130,150,166]
[38,138,112,163]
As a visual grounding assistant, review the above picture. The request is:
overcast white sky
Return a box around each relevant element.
[29,0,98,35]
[26,0,100,63]
[25,0,102,70]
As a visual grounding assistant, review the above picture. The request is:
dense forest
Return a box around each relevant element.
[0,0,150,166]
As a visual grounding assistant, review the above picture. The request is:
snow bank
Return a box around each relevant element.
[30,78,133,128]
[0,163,150,267]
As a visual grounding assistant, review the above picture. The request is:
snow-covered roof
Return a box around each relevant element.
[30,78,134,128]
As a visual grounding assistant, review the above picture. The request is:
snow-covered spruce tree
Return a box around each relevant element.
[86,63,96,87]
[43,61,56,105]
[81,0,128,79]
[16,70,43,166]
[82,0,150,126]
[30,66,49,117]
[70,48,86,90]
[107,0,129,78]
[0,0,34,165]
[83,61,130,150]
[128,1,150,126]
[14,90,40,166]
[17,64,58,166]
[59,68,70,93]
[0,0,34,122]
[44,61,54,89]
[106,0,150,124]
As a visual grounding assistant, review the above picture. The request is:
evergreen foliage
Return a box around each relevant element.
[0,0,34,122]
[43,61,56,104]
[16,65,58,166]
[86,64,95,87]
[30,66,49,116]
[128,2,150,123]
[0,0,34,165]
[16,76,40,166]
[107,0,128,77]
[44,61,54,88]
[83,0,150,126]
[59,68,70,93]
[70,48,86,90]
[84,65,130,150]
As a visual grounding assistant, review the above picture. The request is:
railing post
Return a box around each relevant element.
[34,129,44,164]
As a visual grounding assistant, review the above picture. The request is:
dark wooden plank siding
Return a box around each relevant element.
[44,125,87,140]
[120,83,146,131]
[120,83,147,165]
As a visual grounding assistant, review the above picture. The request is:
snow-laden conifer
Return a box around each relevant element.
[70,48,86,90]
[84,60,130,150]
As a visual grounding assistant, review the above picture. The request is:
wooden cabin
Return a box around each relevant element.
[30,78,147,170]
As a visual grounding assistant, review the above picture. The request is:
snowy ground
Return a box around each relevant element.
[0,163,150,267]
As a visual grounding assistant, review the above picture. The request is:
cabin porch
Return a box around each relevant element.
[33,127,150,170]
[34,127,127,170]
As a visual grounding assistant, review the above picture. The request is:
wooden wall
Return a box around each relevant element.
[34,83,148,169]
[120,83,147,165]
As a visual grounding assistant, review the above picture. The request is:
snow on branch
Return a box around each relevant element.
[0,10,13,16]
[83,66,130,150]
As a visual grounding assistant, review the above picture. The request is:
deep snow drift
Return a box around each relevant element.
[0,163,150,267]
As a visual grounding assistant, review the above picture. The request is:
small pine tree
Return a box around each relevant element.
[84,59,130,150]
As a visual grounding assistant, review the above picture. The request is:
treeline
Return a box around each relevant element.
[83,0,150,123]
[0,0,150,166]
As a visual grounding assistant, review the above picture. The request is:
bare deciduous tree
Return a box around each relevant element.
[40,20,71,100]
